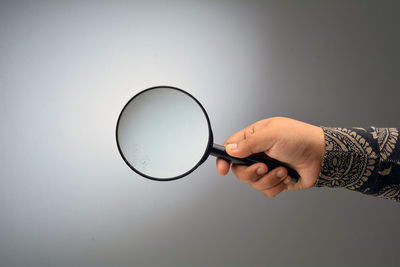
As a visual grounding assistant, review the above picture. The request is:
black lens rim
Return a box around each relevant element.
[115,85,214,181]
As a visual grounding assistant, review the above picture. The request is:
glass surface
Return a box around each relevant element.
[117,87,210,179]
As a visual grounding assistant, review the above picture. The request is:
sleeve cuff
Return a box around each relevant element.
[314,127,378,190]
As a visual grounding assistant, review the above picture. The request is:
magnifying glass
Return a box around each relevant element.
[116,86,299,183]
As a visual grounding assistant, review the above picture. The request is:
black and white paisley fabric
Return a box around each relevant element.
[371,127,398,161]
[315,127,377,190]
[316,126,400,202]
[376,184,400,201]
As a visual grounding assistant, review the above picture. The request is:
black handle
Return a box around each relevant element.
[210,143,299,183]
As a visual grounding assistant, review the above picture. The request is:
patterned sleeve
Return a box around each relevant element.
[315,127,400,202]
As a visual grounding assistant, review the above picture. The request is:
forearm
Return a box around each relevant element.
[315,127,400,202]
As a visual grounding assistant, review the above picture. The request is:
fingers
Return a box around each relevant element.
[223,120,267,147]
[223,128,246,146]
[259,182,286,198]
[216,158,230,176]
[231,163,268,183]
[231,163,292,198]
[250,167,289,191]
[225,127,277,159]
[255,167,292,198]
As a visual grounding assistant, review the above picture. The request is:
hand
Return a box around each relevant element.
[216,117,325,197]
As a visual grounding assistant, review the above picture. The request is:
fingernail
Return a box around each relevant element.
[277,169,286,178]
[283,177,291,184]
[256,168,266,176]
[226,143,237,151]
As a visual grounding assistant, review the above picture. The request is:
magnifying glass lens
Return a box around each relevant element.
[116,87,210,180]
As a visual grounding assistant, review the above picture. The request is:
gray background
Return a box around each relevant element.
[1,0,399,266]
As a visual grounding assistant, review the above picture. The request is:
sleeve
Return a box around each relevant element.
[314,127,400,202]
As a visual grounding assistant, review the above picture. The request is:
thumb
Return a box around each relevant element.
[225,128,275,158]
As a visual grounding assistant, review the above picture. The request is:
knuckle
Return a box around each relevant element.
[265,117,279,126]
[265,117,275,124]
[239,138,250,147]
[244,125,255,137]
